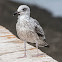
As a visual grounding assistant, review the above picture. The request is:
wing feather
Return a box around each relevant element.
[33,19,49,47]
[34,19,46,40]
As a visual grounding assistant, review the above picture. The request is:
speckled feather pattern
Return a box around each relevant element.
[15,5,48,47]
[16,15,47,46]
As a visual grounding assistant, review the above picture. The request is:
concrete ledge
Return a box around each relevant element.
[0,26,58,62]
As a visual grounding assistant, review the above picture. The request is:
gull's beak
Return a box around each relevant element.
[13,11,19,16]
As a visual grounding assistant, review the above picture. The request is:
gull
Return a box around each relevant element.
[13,5,49,57]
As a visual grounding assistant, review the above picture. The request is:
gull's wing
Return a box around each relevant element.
[34,19,46,40]
[34,19,49,47]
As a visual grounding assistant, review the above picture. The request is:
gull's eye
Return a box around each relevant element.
[22,8,27,11]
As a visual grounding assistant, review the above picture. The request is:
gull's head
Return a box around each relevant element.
[13,5,30,16]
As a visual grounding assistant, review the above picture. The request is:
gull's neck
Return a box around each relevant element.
[18,14,30,20]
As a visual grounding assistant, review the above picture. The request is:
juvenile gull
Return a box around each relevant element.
[13,5,49,57]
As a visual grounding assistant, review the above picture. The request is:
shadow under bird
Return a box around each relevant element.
[13,5,49,58]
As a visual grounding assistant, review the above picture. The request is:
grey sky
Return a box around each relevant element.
[11,0,62,17]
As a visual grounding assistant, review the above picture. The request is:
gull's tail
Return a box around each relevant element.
[39,39,50,48]
[44,44,50,48]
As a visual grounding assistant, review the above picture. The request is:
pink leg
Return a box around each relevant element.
[32,41,42,57]
[18,41,27,58]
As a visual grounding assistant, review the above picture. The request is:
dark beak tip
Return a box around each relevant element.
[13,11,18,16]
[13,13,16,16]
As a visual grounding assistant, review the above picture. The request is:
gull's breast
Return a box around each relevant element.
[16,20,38,43]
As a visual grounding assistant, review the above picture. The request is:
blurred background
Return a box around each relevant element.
[0,0,62,61]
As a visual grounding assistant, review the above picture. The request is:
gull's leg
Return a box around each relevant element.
[18,41,27,58]
[35,40,39,57]
[32,41,42,57]
[36,41,38,56]
[32,41,39,57]
[24,41,27,57]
